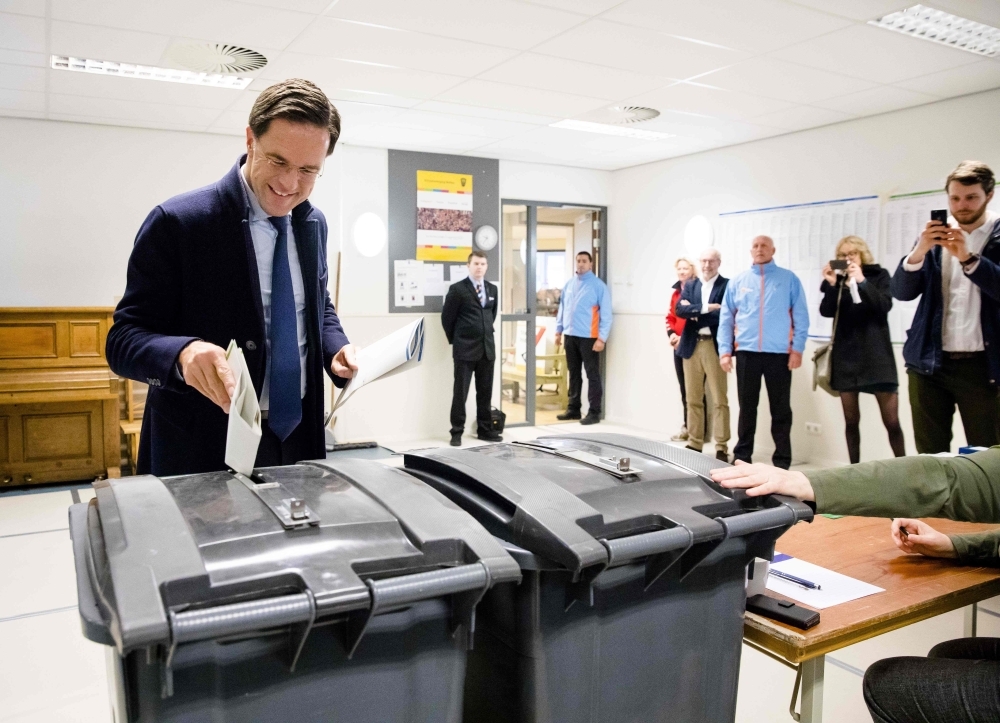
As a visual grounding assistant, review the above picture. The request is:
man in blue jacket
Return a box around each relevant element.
[718,235,809,469]
[555,251,613,425]
[891,161,1000,453]
[107,79,357,476]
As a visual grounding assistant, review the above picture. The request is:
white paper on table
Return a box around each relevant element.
[423,263,450,296]
[394,259,424,307]
[333,318,425,412]
[765,553,884,609]
[224,339,262,476]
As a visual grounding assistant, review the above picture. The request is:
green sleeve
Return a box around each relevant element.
[805,448,1000,562]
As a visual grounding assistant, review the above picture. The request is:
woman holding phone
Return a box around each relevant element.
[820,236,906,463]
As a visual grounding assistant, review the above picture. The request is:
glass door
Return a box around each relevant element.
[500,201,607,427]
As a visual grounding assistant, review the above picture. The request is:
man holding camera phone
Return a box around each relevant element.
[891,161,1000,453]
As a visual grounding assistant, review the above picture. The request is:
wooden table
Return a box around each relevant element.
[744,515,1000,723]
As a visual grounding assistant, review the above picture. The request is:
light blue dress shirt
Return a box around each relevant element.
[239,164,307,410]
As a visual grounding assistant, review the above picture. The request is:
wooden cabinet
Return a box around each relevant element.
[0,308,120,486]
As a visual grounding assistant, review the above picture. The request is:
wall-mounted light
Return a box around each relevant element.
[353,212,386,257]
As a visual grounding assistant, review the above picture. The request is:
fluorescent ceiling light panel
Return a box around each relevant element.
[869,5,1000,57]
[50,56,252,89]
[550,119,674,140]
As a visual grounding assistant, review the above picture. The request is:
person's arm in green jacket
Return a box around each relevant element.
[709,448,1000,563]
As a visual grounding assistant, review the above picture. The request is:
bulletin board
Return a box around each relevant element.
[387,150,500,313]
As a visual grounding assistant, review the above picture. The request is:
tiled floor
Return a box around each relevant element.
[0,423,994,723]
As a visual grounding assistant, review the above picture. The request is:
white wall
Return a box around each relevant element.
[0,116,612,446]
[606,89,1000,464]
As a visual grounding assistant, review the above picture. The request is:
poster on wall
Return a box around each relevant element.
[416,170,473,262]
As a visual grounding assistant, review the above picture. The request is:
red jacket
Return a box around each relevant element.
[666,281,686,337]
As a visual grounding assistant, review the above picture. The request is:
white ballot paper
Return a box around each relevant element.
[224,339,262,476]
[766,553,884,609]
[333,318,425,412]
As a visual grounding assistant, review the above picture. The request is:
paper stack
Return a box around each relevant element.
[333,318,425,413]
[224,339,262,476]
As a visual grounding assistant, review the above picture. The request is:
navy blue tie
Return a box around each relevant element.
[267,216,301,441]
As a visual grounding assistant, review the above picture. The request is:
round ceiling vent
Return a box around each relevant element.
[165,43,268,74]
[582,105,661,125]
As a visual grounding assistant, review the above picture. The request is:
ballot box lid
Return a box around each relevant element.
[71,458,521,653]
[403,433,813,577]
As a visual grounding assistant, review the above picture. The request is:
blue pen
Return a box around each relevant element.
[769,568,822,591]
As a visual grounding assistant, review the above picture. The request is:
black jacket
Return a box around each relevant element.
[891,219,1000,384]
[674,275,728,360]
[106,157,350,476]
[441,277,498,361]
[819,265,897,389]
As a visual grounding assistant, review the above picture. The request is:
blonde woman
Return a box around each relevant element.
[666,257,699,441]
[820,236,905,462]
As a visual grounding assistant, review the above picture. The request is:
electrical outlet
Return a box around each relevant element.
[805,423,822,435]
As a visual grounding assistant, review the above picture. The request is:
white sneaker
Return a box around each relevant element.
[670,426,689,442]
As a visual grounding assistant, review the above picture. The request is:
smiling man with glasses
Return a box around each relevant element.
[107,78,357,476]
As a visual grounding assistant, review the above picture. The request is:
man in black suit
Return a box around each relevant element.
[442,250,500,446]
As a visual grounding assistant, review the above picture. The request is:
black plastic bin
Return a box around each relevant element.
[69,457,521,723]
[403,433,813,723]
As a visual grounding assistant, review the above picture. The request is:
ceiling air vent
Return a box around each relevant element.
[165,43,268,74]
[583,106,661,125]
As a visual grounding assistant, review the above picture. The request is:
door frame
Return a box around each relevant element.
[499,199,608,427]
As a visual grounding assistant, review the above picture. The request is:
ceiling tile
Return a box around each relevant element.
[48,92,223,125]
[813,85,940,116]
[50,21,172,66]
[258,53,464,99]
[697,57,877,103]
[522,0,624,13]
[320,87,424,109]
[479,53,674,101]
[486,125,651,154]
[0,0,45,17]
[0,87,44,112]
[435,79,608,118]
[768,24,982,84]
[288,18,518,77]
[603,0,852,54]
[206,109,250,135]
[50,0,316,52]
[0,48,45,66]
[47,111,211,132]
[332,99,408,129]
[326,0,587,50]
[413,99,558,125]
[0,12,45,53]
[47,67,245,108]
[0,62,44,92]
[623,82,796,122]
[375,108,536,139]
[752,103,852,130]
[925,0,1000,27]
[895,61,1000,99]
[784,1,910,21]
[470,140,592,166]
[234,0,330,12]
[533,19,747,78]
[344,124,495,152]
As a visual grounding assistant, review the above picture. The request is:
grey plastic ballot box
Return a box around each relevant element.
[68,458,521,723]
[402,433,814,723]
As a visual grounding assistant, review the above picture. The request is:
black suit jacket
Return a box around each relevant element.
[674,275,728,359]
[441,277,498,361]
[106,156,350,476]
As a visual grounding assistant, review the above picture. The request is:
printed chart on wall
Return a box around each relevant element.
[716,196,880,339]
[416,170,473,262]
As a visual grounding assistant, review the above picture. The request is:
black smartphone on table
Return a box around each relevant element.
[930,209,948,225]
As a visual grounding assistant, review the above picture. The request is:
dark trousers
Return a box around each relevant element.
[733,351,793,469]
[908,353,1000,453]
[451,356,494,437]
[255,416,313,467]
[564,334,602,415]
[864,637,1000,723]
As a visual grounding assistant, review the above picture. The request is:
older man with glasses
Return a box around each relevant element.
[107,78,357,476]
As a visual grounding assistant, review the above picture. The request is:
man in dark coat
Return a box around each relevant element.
[441,250,499,446]
[106,79,357,476]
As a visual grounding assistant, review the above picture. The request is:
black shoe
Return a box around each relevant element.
[716,450,730,463]
[580,414,601,426]
[477,432,503,442]
[450,434,462,447]
[556,411,581,421]
[684,445,702,453]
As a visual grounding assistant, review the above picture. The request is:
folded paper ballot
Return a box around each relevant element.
[225,339,262,476]
[333,318,425,413]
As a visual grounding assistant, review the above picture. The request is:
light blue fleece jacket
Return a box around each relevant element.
[718,260,809,356]
[556,270,613,341]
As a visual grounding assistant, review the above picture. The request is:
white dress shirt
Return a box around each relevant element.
[698,273,718,336]
[902,210,996,352]
[240,164,308,409]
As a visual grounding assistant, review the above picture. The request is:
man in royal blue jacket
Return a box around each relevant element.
[718,236,809,469]
[891,161,1000,453]
[107,79,357,476]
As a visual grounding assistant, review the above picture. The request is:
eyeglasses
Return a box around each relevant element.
[836,251,860,259]
[251,140,324,180]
